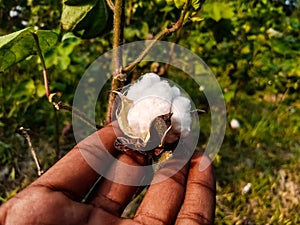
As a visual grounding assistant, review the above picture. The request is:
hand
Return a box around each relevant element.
[0,122,216,225]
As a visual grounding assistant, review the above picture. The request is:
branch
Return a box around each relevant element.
[19,127,44,176]
[122,0,191,73]
[32,33,50,99]
[106,0,125,124]
[33,33,101,131]
[112,0,125,72]
[106,0,115,11]
[164,26,183,74]
[52,101,102,130]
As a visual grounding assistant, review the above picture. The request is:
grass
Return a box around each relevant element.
[0,89,299,224]
[214,92,300,224]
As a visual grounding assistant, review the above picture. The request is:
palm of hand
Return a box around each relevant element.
[0,123,215,225]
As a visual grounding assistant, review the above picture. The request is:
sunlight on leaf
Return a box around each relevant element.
[174,0,185,9]
[204,2,234,22]
[61,0,110,38]
[0,28,58,72]
[61,0,97,31]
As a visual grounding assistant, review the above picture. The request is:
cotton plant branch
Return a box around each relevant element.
[19,127,44,176]
[164,26,184,75]
[105,0,192,124]
[32,33,50,99]
[106,0,115,11]
[106,0,125,124]
[33,33,101,131]
[53,101,102,129]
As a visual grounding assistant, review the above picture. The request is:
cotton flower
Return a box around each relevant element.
[115,73,192,147]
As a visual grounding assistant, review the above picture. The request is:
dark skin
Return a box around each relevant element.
[0,122,216,225]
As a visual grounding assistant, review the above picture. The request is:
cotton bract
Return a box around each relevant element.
[115,73,192,146]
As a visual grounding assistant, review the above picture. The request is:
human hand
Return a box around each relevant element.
[0,122,216,225]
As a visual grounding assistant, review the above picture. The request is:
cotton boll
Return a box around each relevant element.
[171,86,181,99]
[127,97,171,139]
[143,80,173,101]
[126,73,160,100]
[117,72,193,146]
[171,96,192,137]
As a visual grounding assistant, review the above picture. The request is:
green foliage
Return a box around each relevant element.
[202,1,234,22]
[61,0,112,38]
[0,28,58,72]
[0,0,300,223]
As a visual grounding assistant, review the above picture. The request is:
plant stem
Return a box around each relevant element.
[53,101,102,130]
[113,0,124,70]
[106,0,125,124]
[33,32,101,146]
[164,26,183,74]
[106,0,115,11]
[54,109,60,159]
[32,33,50,99]
[19,127,44,176]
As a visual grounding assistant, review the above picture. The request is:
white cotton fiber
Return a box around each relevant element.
[171,96,192,137]
[127,97,171,137]
[126,73,160,100]
[123,73,192,141]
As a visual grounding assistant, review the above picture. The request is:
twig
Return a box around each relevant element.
[19,127,44,176]
[106,0,125,124]
[54,109,60,159]
[32,33,50,99]
[122,0,191,73]
[164,26,183,74]
[53,101,102,130]
[32,32,62,155]
[113,0,124,72]
[33,32,102,132]
[126,0,133,25]
[106,0,115,12]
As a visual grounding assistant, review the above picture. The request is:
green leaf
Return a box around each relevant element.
[204,2,234,22]
[270,39,293,55]
[174,0,185,9]
[73,0,111,39]
[0,28,58,72]
[124,22,149,41]
[191,0,201,10]
[35,30,60,54]
[8,79,36,105]
[36,81,46,98]
[64,0,96,6]
[61,0,98,31]
[224,90,235,103]
[166,0,174,6]
[61,0,111,39]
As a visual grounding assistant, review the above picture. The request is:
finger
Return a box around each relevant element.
[134,157,189,225]
[175,152,216,225]
[31,122,122,201]
[87,153,151,216]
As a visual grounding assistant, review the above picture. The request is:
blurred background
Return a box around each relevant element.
[0,0,299,224]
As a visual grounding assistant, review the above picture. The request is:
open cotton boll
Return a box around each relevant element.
[126,73,161,100]
[116,72,193,145]
[171,86,181,98]
[127,97,171,139]
[171,96,192,137]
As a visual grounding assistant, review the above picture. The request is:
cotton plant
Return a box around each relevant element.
[113,73,193,159]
